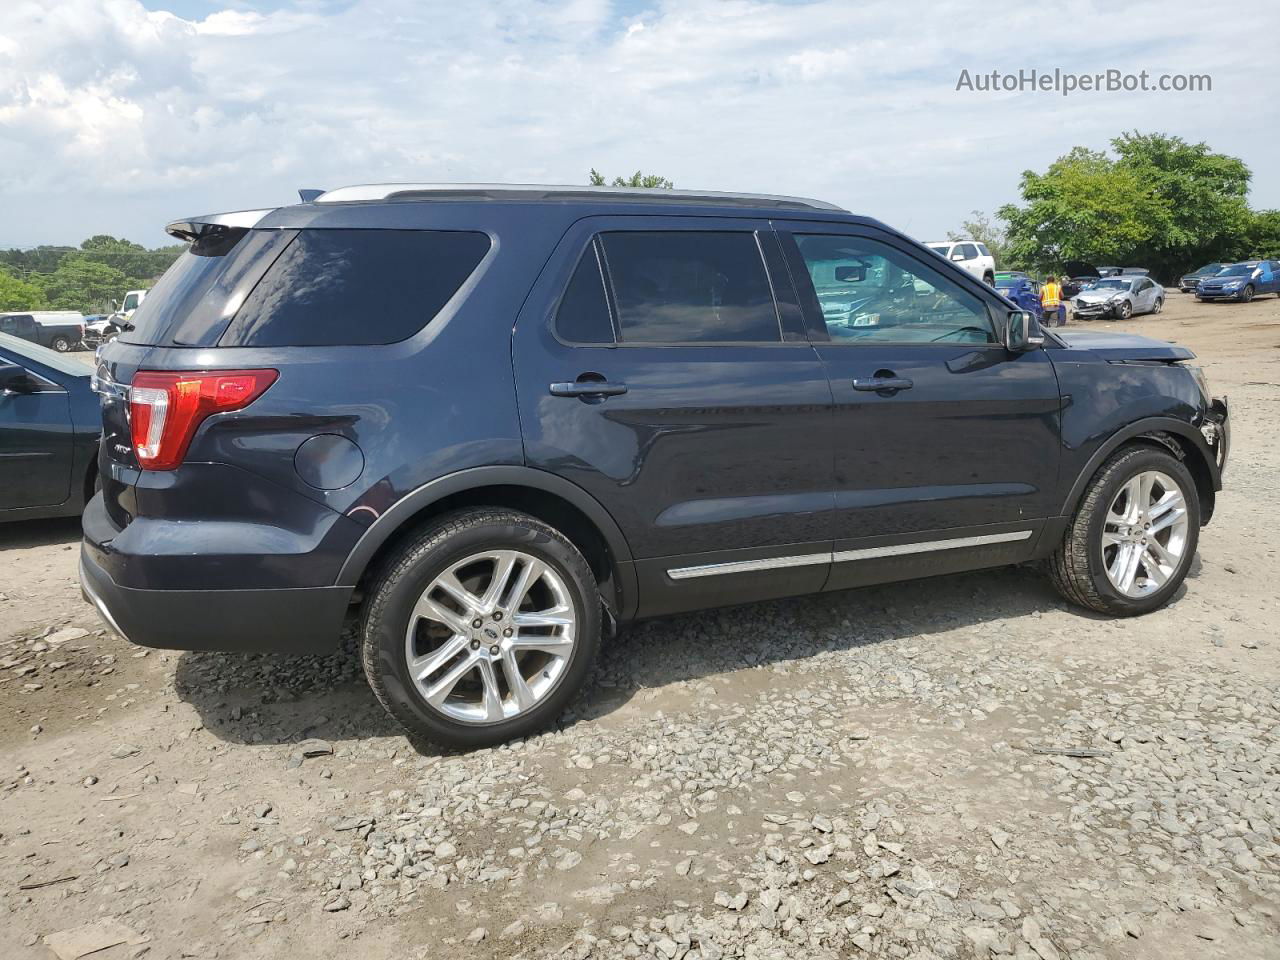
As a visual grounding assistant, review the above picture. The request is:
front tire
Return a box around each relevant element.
[983,272,994,286]
[361,508,602,749]
[1240,284,1254,303]
[1049,446,1199,616]
[1117,300,1133,320]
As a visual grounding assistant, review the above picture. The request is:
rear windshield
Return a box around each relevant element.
[122,227,490,348]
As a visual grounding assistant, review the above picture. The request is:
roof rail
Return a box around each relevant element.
[313,183,846,212]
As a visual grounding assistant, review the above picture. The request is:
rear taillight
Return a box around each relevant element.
[129,369,278,470]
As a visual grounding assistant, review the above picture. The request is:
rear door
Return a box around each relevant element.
[777,224,1063,592]
[513,216,834,618]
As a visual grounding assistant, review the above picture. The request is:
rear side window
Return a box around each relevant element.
[220,229,491,347]
[555,244,614,344]
[601,231,780,343]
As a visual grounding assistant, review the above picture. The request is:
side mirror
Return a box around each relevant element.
[0,361,34,395]
[834,265,866,282]
[951,252,966,261]
[1005,310,1044,352]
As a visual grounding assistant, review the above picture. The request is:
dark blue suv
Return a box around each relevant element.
[82,185,1230,747]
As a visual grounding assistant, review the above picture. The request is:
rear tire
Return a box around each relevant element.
[51,335,71,352]
[983,272,994,286]
[361,508,602,749]
[1152,297,1163,314]
[1049,446,1199,616]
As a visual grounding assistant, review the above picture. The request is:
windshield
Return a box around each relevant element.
[1217,264,1254,277]
[1092,278,1132,291]
[0,330,88,377]
[1194,263,1223,275]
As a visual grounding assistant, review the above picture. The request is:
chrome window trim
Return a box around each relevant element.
[666,530,1033,580]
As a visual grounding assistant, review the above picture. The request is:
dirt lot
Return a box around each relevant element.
[3,293,1278,960]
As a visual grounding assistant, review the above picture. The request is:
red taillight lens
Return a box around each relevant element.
[129,369,278,470]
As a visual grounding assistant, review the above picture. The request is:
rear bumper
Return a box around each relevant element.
[79,546,350,654]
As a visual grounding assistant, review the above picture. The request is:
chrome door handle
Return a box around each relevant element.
[549,380,628,398]
[852,377,913,393]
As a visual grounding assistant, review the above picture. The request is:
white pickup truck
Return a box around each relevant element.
[926,240,996,285]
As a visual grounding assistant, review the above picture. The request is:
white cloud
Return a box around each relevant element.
[0,0,1276,247]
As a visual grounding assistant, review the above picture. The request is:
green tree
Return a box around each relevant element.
[1243,209,1280,260]
[0,268,48,311]
[947,210,1013,269]
[998,147,1166,272]
[36,257,129,313]
[999,133,1260,281]
[588,168,674,189]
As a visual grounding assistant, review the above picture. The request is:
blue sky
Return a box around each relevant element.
[3,0,1276,248]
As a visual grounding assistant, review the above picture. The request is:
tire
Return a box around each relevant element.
[983,272,994,286]
[1117,300,1133,320]
[1049,445,1200,616]
[1152,297,1163,314]
[51,336,71,352]
[361,508,602,749]
[1240,284,1254,303]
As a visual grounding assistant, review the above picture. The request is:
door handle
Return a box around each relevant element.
[549,379,628,398]
[852,376,913,393]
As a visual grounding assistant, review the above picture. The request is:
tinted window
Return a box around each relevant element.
[555,245,614,344]
[221,229,491,347]
[601,232,780,343]
[976,243,991,257]
[957,243,978,260]
[122,228,288,346]
[794,234,996,345]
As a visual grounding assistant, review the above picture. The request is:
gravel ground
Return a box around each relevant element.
[2,293,1278,960]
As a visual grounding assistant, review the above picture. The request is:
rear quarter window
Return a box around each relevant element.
[219,229,491,347]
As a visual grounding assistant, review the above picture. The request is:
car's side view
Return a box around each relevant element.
[81,185,1230,748]
[1196,260,1280,302]
[0,332,101,521]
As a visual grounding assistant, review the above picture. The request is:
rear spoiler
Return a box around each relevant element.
[164,208,275,242]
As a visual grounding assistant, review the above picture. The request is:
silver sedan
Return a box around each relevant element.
[1072,276,1165,320]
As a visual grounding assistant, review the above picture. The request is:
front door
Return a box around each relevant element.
[514,217,834,617]
[0,355,72,510]
[778,225,1063,592]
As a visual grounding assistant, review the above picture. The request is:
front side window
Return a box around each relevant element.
[600,231,780,343]
[976,243,991,257]
[794,234,996,345]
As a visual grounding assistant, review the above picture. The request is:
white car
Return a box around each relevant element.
[926,240,996,285]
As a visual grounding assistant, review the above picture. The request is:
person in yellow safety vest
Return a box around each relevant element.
[1041,275,1066,327]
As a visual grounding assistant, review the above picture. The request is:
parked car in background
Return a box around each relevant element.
[82,183,1228,749]
[926,239,996,284]
[83,314,123,347]
[1072,275,1165,320]
[993,271,1043,314]
[1195,261,1280,302]
[0,312,85,352]
[1179,262,1225,293]
[0,332,100,521]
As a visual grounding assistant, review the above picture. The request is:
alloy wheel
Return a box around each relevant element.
[1101,470,1189,599]
[404,550,576,724]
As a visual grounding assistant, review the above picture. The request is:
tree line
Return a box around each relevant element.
[0,236,183,314]
[957,132,1280,282]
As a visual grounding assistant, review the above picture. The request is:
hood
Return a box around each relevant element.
[1062,260,1101,279]
[1056,330,1194,362]
[1075,286,1128,302]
